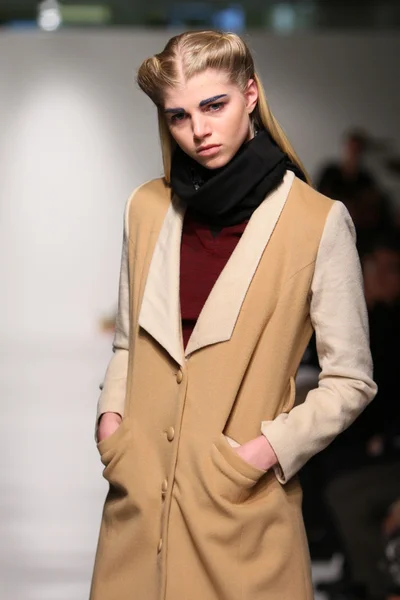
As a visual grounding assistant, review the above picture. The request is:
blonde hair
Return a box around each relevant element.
[137,30,310,185]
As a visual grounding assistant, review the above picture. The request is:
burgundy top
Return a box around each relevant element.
[180,210,248,348]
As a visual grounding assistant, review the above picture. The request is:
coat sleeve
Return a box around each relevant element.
[261,200,377,483]
[95,194,133,437]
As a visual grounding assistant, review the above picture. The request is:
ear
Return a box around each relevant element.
[244,79,259,114]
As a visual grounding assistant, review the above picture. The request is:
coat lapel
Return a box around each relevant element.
[138,170,295,365]
[138,195,186,366]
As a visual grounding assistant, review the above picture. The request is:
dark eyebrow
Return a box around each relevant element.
[164,94,228,114]
[198,94,228,107]
[164,107,185,114]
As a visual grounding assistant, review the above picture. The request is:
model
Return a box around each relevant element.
[90,30,377,600]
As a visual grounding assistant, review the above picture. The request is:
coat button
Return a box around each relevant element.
[176,369,183,384]
[166,426,175,441]
[161,479,168,494]
[158,538,163,553]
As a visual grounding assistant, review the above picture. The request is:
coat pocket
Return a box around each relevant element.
[97,418,138,527]
[97,417,131,465]
[210,433,266,504]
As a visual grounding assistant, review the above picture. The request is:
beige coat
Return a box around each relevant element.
[90,171,377,600]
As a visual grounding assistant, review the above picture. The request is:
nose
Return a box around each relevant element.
[191,114,211,140]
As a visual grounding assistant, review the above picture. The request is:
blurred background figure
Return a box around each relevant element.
[317,129,376,206]
[316,129,395,257]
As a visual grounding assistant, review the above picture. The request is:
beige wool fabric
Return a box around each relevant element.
[90,172,377,600]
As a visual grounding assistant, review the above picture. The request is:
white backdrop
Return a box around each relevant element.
[0,29,398,599]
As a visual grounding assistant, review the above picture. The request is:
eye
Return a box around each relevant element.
[205,102,225,112]
[170,112,187,124]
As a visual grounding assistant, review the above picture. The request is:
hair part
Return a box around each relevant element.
[136,30,311,185]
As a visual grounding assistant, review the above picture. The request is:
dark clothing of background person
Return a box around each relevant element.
[316,163,375,207]
[324,462,400,600]
[320,300,400,599]
[317,166,393,258]
[301,302,400,553]
[324,301,400,471]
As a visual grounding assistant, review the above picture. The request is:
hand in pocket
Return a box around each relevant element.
[234,435,278,472]
[97,412,122,443]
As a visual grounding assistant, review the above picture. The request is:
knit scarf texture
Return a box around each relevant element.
[170,129,306,228]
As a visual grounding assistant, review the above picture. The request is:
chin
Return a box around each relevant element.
[198,154,231,170]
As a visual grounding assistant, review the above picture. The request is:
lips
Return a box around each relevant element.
[197,144,221,155]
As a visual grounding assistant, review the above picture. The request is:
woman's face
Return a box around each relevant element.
[163,68,258,169]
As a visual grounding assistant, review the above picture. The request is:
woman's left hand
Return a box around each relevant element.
[234,435,278,472]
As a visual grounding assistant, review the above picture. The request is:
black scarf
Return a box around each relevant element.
[170,129,307,229]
